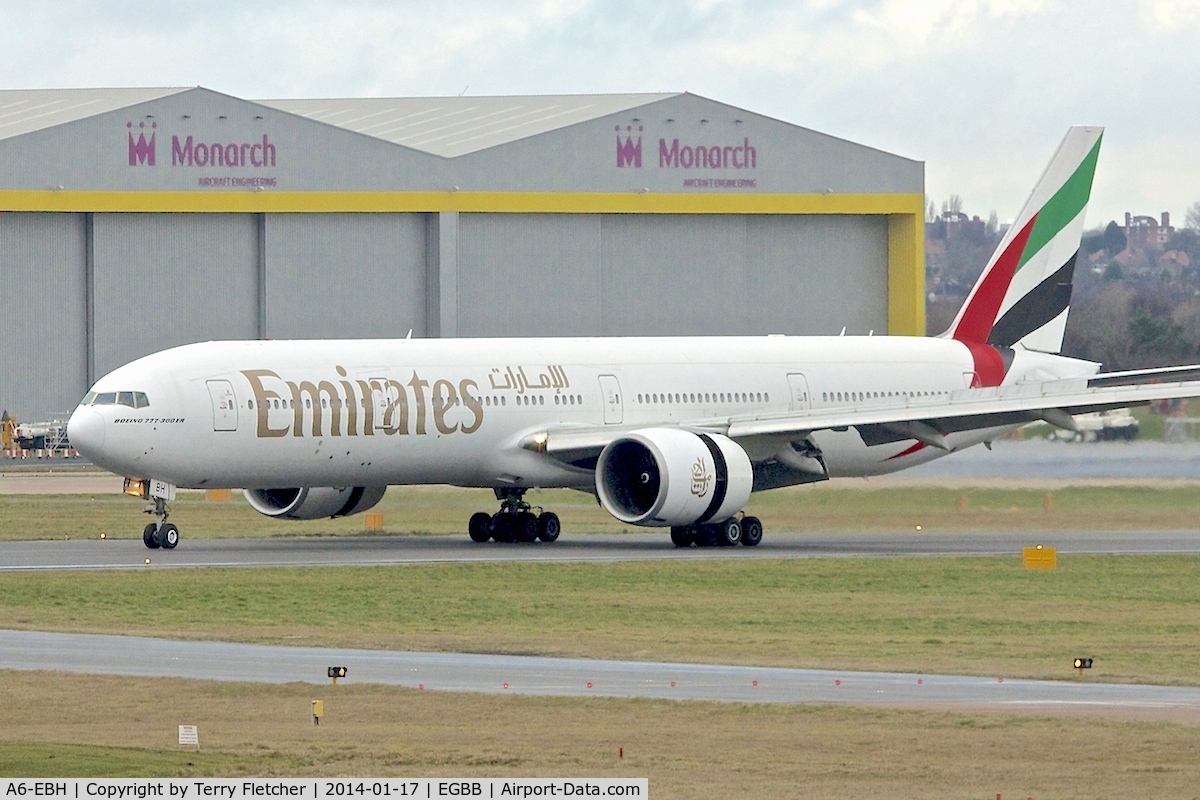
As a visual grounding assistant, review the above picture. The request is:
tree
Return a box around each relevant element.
[941,195,964,215]
[1082,228,1106,255]
[1103,220,1127,255]
[1186,201,1200,231]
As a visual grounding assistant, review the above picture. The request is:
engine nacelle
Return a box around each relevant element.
[244,486,387,521]
[596,428,753,527]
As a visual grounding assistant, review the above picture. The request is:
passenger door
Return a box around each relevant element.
[206,380,238,432]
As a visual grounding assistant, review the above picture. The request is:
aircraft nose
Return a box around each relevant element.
[67,406,105,458]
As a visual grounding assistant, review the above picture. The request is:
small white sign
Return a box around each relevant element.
[178,725,199,746]
[151,479,177,501]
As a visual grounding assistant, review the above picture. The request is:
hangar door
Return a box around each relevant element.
[92,213,259,378]
[455,213,888,338]
[265,213,428,339]
[0,212,88,420]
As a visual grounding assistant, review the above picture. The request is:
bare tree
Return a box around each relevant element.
[941,195,964,215]
[1185,201,1200,231]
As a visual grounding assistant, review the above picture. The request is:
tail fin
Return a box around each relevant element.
[946,126,1103,353]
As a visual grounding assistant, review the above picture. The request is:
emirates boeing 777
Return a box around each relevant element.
[67,126,1200,549]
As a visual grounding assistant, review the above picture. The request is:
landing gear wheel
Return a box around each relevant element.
[670,526,691,547]
[537,512,561,542]
[491,513,515,543]
[160,523,179,549]
[692,525,716,547]
[143,523,161,549]
[741,516,763,547]
[470,488,562,544]
[515,512,540,543]
[469,512,492,543]
[716,518,742,547]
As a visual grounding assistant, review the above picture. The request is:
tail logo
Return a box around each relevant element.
[948,129,1103,355]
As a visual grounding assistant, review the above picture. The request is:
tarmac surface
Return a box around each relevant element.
[5,629,1200,721]
[5,528,1200,571]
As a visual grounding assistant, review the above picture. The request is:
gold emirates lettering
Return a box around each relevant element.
[241,368,483,438]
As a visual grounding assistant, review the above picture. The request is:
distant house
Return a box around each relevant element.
[1124,212,1174,253]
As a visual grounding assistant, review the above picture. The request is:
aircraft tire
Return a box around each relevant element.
[537,512,561,542]
[741,516,763,547]
[670,526,692,547]
[491,513,515,543]
[716,518,742,547]
[160,523,180,549]
[142,523,161,549]
[468,512,492,543]
[515,511,539,543]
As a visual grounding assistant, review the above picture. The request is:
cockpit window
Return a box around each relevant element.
[83,391,150,409]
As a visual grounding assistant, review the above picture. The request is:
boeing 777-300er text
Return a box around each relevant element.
[67,126,1200,550]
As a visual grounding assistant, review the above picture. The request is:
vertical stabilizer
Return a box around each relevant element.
[946,126,1103,353]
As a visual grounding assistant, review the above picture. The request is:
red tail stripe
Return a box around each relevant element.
[952,214,1038,344]
[961,340,1007,388]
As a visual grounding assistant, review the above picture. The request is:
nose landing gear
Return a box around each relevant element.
[142,495,179,549]
[468,487,560,544]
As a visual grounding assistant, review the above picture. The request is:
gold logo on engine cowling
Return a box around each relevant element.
[690,456,712,498]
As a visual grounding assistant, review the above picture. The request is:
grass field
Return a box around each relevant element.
[5,482,1200,541]
[3,671,1200,798]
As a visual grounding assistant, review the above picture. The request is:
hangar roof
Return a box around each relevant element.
[258,93,678,157]
[0,87,681,157]
[0,87,187,141]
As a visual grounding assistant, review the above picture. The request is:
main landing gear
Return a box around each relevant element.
[670,515,763,548]
[142,496,179,550]
[468,488,560,544]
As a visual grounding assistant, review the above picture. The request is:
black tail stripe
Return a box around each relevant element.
[696,433,728,524]
[987,251,1078,348]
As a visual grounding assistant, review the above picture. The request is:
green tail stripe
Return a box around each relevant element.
[1017,135,1103,271]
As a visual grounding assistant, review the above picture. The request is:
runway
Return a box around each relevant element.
[5,527,1200,571]
[3,629,1198,721]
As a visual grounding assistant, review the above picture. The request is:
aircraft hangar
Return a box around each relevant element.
[0,87,924,420]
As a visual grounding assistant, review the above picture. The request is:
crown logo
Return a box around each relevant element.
[127,121,157,166]
[615,123,643,168]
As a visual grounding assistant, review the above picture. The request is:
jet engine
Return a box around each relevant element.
[244,486,387,520]
[596,428,752,527]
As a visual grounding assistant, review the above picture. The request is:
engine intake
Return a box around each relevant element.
[596,428,752,527]
[244,486,387,521]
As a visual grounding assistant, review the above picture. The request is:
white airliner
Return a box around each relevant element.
[67,126,1200,550]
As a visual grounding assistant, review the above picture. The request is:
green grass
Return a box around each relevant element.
[5,482,1200,542]
[3,555,1199,685]
[4,672,1200,797]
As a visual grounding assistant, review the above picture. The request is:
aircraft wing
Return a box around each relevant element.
[525,366,1200,464]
